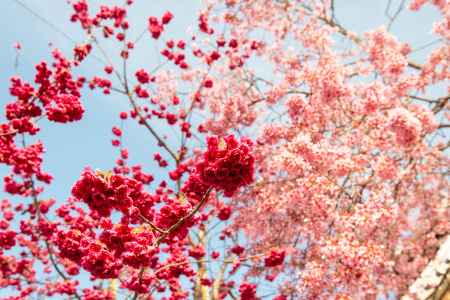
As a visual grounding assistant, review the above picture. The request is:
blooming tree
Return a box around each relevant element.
[1,0,449,299]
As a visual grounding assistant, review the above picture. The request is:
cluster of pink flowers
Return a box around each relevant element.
[365,27,409,78]
[388,108,422,147]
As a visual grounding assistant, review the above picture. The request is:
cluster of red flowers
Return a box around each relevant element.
[46,94,84,123]
[73,43,92,62]
[192,135,255,197]
[79,240,123,279]
[159,247,196,279]
[148,11,173,39]
[71,0,129,35]
[0,230,16,250]
[35,50,84,123]
[0,49,84,195]
[180,135,255,208]
[54,229,85,265]
[0,141,52,198]
[239,282,258,300]
[161,39,189,69]
[71,169,148,218]
[55,134,256,287]
[135,69,152,84]
[217,205,232,221]
[181,172,211,204]
[55,225,155,279]
[264,248,286,267]
[82,288,114,300]
[154,199,195,240]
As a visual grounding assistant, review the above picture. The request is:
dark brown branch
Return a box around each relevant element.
[432,95,449,114]
[138,212,165,234]
[154,187,212,246]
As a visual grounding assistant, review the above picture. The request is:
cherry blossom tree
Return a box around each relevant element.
[1,0,449,299]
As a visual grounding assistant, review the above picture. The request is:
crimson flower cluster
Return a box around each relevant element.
[239,282,258,300]
[193,135,255,197]
[55,226,155,280]
[71,169,150,218]
[181,135,255,202]
[0,230,16,250]
[264,248,286,267]
[0,49,84,194]
[57,134,255,286]
[181,173,211,204]
[148,11,173,39]
[46,94,84,123]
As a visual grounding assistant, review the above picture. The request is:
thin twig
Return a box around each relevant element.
[154,187,213,246]
[21,135,82,300]
[138,212,165,234]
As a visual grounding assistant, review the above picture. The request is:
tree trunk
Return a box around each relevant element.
[402,235,450,300]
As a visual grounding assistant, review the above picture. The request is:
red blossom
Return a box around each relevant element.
[162,11,174,25]
[264,248,286,267]
[195,135,254,197]
[46,94,84,123]
[74,44,92,62]
[217,205,232,221]
[80,242,122,279]
[71,169,149,218]
[148,17,163,39]
[0,230,16,250]
[188,244,205,259]
[239,282,257,300]
[135,69,150,84]
[231,245,245,255]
